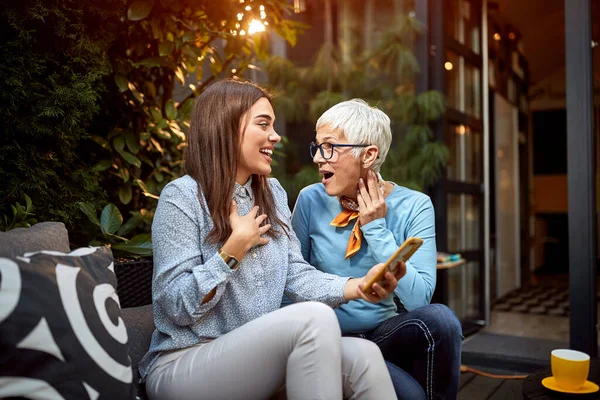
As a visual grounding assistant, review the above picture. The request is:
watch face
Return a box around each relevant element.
[220,251,239,270]
[226,258,239,270]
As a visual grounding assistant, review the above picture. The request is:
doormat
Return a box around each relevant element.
[492,283,600,317]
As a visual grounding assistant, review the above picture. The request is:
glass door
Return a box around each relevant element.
[493,93,520,298]
[432,0,487,334]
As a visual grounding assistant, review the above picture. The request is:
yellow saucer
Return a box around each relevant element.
[542,376,599,394]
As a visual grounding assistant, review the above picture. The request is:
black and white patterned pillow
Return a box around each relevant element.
[0,246,134,399]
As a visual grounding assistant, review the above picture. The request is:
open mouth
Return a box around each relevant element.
[322,171,334,183]
[259,148,273,158]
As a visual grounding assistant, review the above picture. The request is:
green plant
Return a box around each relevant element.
[2,0,303,248]
[265,13,449,202]
[89,0,304,243]
[79,202,153,258]
[0,1,115,234]
[0,195,38,231]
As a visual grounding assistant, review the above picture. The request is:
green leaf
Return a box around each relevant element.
[168,121,185,140]
[178,98,194,119]
[127,82,144,103]
[117,166,130,182]
[149,18,163,39]
[127,0,154,21]
[117,150,142,168]
[92,136,112,151]
[154,129,171,140]
[149,107,162,123]
[165,99,177,120]
[145,81,157,98]
[132,57,169,68]
[117,213,144,236]
[159,41,175,56]
[113,136,125,152]
[139,154,154,167]
[24,195,32,212]
[94,159,113,171]
[119,185,132,205]
[182,31,196,43]
[112,233,153,256]
[174,66,185,85]
[140,130,151,141]
[125,131,140,154]
[133,178,150,192]
[114,74,128,92]
[79,202,101,227]
[100,204,123,235]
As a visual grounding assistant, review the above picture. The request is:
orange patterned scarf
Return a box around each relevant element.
[330,197,362,259]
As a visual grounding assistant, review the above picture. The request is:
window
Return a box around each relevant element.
[445,51,461,111]
[465,63,481,118]
[447,260,481,319]
[445,0,480,54]
[445,52,481,119]
[447,193,480,251]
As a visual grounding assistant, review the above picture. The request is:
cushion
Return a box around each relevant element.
[120,305,154,398]
[0,246,135,399]
[0,221,70,258]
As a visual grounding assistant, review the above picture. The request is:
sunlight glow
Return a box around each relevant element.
[248,19,266,35]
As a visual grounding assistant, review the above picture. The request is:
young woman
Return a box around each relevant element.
[138,80,401,400]
[290,99,463,400]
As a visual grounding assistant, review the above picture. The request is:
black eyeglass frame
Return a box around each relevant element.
[309,142,370,160]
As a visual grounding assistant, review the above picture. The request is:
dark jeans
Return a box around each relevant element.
[347,304,463,400]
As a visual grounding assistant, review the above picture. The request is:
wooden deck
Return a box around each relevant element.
[459,372,524,400]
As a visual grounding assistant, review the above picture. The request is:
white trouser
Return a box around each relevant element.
[146,302,396,400]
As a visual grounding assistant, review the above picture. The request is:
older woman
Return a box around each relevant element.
[290,99,463,400]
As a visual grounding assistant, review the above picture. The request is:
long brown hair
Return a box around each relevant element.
[184,79,288,244]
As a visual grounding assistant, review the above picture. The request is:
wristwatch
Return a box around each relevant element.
[219,249,240,270]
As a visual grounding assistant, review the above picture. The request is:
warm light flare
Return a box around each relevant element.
[444,62,453,71]
[248,19,266,34]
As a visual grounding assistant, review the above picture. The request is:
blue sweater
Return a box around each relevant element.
[290,182,437,333]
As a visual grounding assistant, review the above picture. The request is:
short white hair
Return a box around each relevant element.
[316,99,392,172]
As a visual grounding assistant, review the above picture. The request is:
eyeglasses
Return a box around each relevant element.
[309,142,370,160]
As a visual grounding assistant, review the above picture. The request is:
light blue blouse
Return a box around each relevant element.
[138,175,349,380]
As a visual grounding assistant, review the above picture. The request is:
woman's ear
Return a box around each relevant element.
[361,145,379,169]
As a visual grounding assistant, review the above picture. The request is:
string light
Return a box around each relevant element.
[229,3,269,36]
[248,19,266,34]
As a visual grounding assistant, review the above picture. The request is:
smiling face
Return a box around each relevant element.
[236,97,280,184]
[313,125,367,199]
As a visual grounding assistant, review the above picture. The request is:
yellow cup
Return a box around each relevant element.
[551,349,590,391]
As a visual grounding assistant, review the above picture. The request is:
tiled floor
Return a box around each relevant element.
[485,311,570,342]
[485,274,599,342]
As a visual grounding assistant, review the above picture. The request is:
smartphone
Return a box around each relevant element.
[362,237,423,293]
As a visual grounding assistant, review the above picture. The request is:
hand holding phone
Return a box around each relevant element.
[361,237,423,293]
